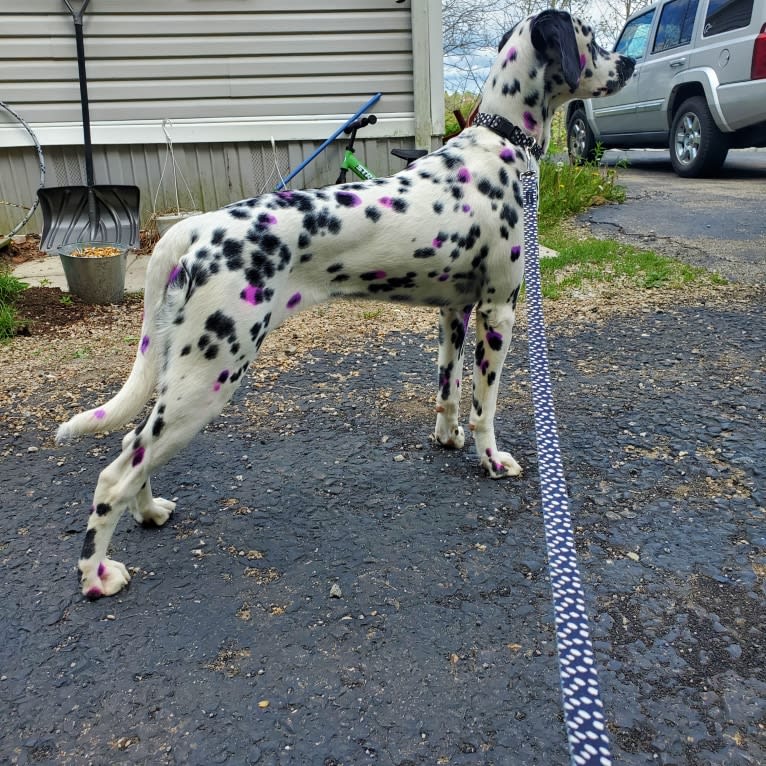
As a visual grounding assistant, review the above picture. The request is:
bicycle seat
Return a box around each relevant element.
[391,148,428,163]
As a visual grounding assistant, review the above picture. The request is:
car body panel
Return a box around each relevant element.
[569,0,766,157]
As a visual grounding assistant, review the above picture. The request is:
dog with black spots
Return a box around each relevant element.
[57,9,634,598]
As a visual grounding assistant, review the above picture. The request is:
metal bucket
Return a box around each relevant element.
[58,242,127,304]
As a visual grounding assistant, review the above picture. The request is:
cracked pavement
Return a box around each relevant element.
[578,148,766,285]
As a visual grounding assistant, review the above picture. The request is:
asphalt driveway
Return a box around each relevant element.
[2,278,764,764]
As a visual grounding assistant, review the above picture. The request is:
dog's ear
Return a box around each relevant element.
[531,10,581,90]
[497,29,513,52]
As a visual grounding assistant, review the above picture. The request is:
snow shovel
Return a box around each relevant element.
[37,0,140,252]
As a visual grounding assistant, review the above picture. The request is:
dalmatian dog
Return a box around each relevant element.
[57,10,634,598]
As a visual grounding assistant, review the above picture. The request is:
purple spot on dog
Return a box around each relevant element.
[432,237,444,249]
[373,270,386,279]
[579,53,587,70]
[462,204,472,213]
[438,273,450,281]
[486,330,504,350]
[214,369,230,392]
[98,562,106,578]
[287,292,302,309]
[241,285,263,305]
[457,167,471,183]
[500,147,515,163]
[167,265,182,285]
[486,448,493,457]
[132,447,146,467]
[93,408,106,420]
[140,335,150,354]
[523,111,538,132]
[277,191,294,200]
[379,197,393,208]
[507,46,518,61]
[511,245,521,261]
[265,214,278,225]
[86,587,102,599]
[480,359,490,374]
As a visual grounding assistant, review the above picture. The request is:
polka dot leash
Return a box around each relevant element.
[521,170,612,766]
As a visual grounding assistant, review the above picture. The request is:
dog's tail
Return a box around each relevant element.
[55,222,197,443]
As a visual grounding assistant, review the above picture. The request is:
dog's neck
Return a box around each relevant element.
[472,113,545,160]
[479,40,561,155]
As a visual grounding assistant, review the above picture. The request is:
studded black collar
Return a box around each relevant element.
[473,112,545,161]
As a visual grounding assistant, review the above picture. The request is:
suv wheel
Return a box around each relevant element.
[669,96,729,177]
[567,108,597,164]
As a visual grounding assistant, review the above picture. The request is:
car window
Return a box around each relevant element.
[703,0,754,36]
[653,0,700,52]
[614,9,657,58]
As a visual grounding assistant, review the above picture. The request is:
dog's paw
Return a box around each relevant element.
[131,497,176,526]
[481,449,522,479]
[433,420,466,449]
[81,558,131,599]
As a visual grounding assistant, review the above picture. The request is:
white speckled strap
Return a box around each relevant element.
[522,170,612,766]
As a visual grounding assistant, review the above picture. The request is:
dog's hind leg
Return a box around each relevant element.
[111,429,176,527]
[470,304,522,478]
[130,479,176,527]
[78,353,249,598]
[433,306,471,449]
[78,443,154,599]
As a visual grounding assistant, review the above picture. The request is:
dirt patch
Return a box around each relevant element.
[12,286,144,337]
[1,233,48,267]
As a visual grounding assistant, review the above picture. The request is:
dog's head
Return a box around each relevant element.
[481,10,634,144]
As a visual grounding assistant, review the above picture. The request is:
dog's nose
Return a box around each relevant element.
[618,56,636,83]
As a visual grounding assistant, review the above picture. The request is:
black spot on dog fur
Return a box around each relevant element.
[205,311,236,341]
[81,528,97,559]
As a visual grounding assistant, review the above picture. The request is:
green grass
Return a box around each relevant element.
[536,235,726,300]
[0,269,28,341]
[538,158,625,233]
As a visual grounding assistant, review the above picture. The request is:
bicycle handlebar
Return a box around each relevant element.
[344,114,377,135]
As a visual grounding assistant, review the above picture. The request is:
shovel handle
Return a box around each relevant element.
[62,0,91,22]
[63,0,96,233]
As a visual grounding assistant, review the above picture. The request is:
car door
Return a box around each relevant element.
[592,7,657,136]
[635,0,701,135]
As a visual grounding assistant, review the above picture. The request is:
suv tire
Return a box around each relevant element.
[669,96,729,177]
[567,107,597,164]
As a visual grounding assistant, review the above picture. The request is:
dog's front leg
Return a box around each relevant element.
[470,305,522,478]
[433,306,471,449]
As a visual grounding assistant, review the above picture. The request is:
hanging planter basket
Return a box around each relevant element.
[150,119,202,237]
[154,210,203,237]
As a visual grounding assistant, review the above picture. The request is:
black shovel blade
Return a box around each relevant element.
[37,184,141,252]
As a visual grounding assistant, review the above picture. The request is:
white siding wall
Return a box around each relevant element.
[0,0,443,234]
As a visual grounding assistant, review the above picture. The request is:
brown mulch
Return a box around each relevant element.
[12,286,143,336]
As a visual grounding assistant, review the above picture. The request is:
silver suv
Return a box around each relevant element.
[566,0,766,176]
